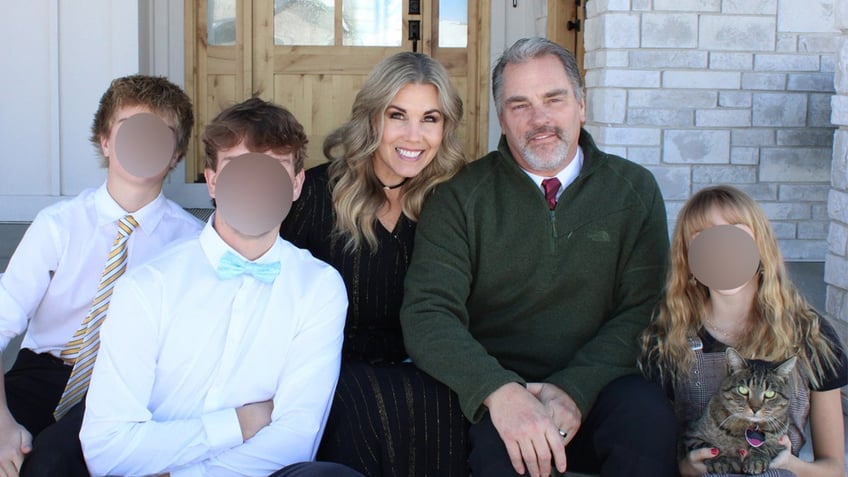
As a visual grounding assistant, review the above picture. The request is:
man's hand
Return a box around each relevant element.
[0,414,31,477]
[484,383,567,477]
[526,382,581,445]
[235,399,273,442]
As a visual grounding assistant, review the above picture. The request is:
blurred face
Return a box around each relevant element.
[689,207,759,296]
[373,83,444,186]
[205,140,304,202]
[498,54,585,175]
[204,141,304,237]
[100,105,179,185]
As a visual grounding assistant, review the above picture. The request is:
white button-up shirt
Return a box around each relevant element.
[0,182,202,355]
[81,221,348,477]
[522,146,584,201]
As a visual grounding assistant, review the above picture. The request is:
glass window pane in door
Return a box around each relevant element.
[342,0,401,46]
[274,0,335,45]
[439,0,467,48]
[208,0,236,46]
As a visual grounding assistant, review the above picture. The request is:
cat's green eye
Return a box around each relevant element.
[764,390,775,398]
[737,386,749,395]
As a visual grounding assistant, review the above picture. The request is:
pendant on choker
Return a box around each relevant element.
[378,177,408,190]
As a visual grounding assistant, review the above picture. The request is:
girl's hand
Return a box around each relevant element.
[679,447,717,477]
[769,435,793,469]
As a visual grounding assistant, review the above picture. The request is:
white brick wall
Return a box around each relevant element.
[718,91,753,108]
[653,0,720,12]
[642,14,698,48]
[663,130,730,163]
[778,0,838,33]
[584,0,839,262]
[723,0,777,15]
[821,7,846,391]
[699,16,775,51]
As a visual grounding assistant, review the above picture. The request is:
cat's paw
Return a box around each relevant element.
[742,454,770,474]
[705,454,742,474]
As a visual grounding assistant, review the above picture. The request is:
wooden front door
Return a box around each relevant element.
[547,0,586,72]
[185,0,490,182]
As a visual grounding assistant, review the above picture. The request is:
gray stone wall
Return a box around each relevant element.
[826,0,848,407]
[582,0,840,261]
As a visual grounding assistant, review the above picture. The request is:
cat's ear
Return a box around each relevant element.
[725,347,747,373]
[775,356,797,377]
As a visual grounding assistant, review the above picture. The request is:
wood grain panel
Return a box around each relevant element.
[186,0,491,181]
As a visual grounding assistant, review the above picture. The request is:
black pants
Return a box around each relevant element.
[6,350,366,477]
[269,462,366,477]
[20,403,362,477]
[6,348,89,477]
[467,374,678,477]
[317,361,468,477]
[21,402,87,477]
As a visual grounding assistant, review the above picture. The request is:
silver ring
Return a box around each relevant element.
[558,429,567,438]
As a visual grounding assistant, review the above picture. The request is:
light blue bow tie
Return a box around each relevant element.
[216,250,281,284]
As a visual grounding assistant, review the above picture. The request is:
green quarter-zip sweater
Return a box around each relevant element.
[401,129,669,422]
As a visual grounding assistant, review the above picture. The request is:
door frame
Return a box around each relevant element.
[182,0,491,183]
[140,0,564,207]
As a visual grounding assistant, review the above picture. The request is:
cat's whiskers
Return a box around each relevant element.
[762,415,786,432]
[718,414,739,429]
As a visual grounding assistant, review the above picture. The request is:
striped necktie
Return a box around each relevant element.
[54,215,139,419]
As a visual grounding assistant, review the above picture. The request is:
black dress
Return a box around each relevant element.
[280,163,467,477]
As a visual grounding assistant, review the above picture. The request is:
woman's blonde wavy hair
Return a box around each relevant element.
[325,52,466,252]
[639,185,839,388]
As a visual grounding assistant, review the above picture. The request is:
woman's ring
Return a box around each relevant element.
[558,429,567,438]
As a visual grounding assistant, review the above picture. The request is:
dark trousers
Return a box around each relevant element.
[269,462,366,477]
[5,348,89,477]
[6,348,71,436]
[468,374,678,477]
[6,350,365,477]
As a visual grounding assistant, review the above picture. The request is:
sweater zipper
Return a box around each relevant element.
[549,209,557,252]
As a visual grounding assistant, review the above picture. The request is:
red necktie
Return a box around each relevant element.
[542,177,561,210]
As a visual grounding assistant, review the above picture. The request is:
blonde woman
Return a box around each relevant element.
[640,185,846,477]
[280,52,468,476]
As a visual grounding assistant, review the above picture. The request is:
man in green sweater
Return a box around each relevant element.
[400,38,677,477]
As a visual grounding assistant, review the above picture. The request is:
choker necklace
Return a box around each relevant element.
[703,316,746,342]
[378,177,408,190]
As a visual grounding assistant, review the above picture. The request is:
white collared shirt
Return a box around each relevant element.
[0,182,203,354]
[522,146,584,202]
[81,221,348,477]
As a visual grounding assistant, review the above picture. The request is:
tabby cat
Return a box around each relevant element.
[682,347,797,474]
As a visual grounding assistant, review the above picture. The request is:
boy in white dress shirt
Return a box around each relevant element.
[80,98,362,477]
[0,75,203,476]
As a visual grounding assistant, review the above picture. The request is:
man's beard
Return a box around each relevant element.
[519,126,571,173]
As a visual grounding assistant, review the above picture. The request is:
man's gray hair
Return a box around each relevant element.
[492,37,584,115]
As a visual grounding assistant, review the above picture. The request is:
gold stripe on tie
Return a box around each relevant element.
[54,214,138,420]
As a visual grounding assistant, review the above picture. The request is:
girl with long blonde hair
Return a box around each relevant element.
[640,185,846,476]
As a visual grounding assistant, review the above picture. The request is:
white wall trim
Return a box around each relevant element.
[48,2,61,196]
[0,197,65,222]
